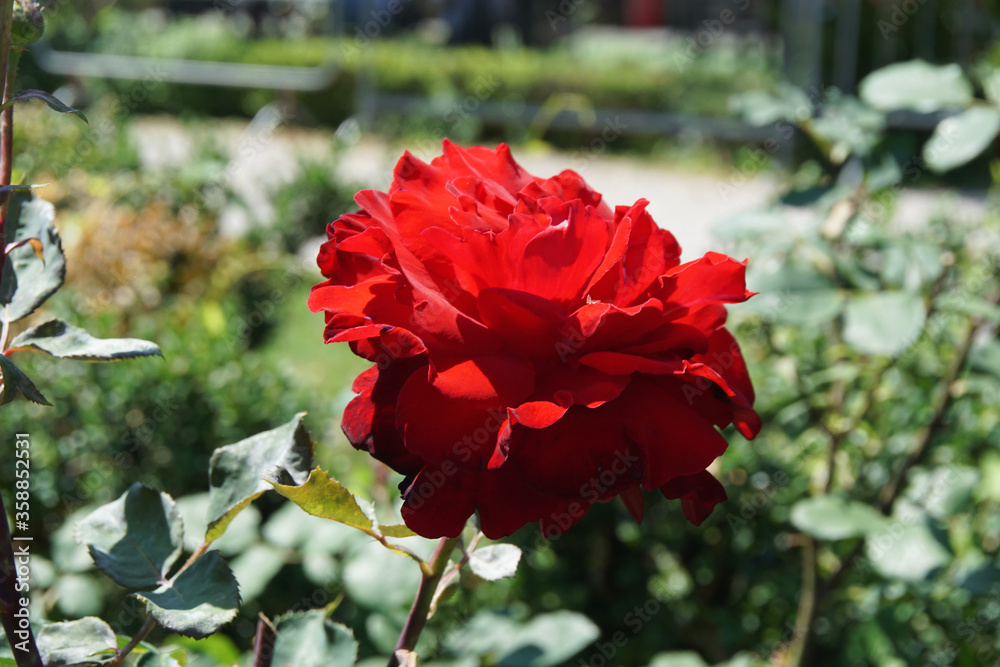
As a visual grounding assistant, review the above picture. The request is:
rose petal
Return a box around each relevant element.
[660,470,727,526]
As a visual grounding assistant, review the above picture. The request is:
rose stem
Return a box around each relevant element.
[387,536,461,667]
[0,0,12,289]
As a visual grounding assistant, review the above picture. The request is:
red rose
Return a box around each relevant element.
[309,141,761,539]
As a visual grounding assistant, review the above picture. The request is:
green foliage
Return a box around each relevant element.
[858,60,973,112]
[137,551,241,639]
[35,618,117,666]
[264,159,360,253]
[75,483,183,590]
[271,611,359,667]
[272,468,415,542]
[206,413,313,543]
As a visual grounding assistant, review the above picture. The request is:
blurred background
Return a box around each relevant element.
[4,1,1000,666]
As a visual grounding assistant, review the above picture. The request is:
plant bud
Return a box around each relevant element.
[12,0,44,47]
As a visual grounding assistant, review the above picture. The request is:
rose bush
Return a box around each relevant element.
[309,140,760,539]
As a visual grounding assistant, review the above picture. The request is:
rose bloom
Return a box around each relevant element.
[310,141,761,540]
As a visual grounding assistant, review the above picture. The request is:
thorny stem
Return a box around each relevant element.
[0,3,42,664]
[387,536,461,667]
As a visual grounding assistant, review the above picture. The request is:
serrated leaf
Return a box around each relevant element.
[271,468,413,540]
[859,60,973,112]
[8,318,162,361]
[0,194,65,323]
[75,483,183,589]
[923,106,1000,173]
[4,89,88,122]
[866,519,951,581]
[843,291,926,356]
[206,413,313,544]
[271,611,358,667]
[468,544,521,581]
[790,496,886,541]
[36,618,117,667]
[138,551,240,639]
[0,353,51,405]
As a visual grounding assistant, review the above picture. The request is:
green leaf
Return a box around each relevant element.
[4,89,88,122]
[983,68,1000,106]
[162,633,240,667]
[742,262,846,327]
[175,493,261,556]
[0,195,65,323]
[229,544,287,603]
[865,518,951,581]
[923,106,1000,173]
[271,467,414,539]
[498,612,600,667]
[859,60,973,112]
[790,496,886,541]
[905,465,979,520]
[843,291,926,356]
[271,611,358,667]
[0,353,51,406]
[8,318,162,361]
[137,551,241,639]
[935,294,1000,323]
[468,544,521,581]
[343,541,422,611]
[75,483,184,589]
[807,95,885,162]
[53,574,105,617]
[649,652,711,667]
[136,649,182,667]
[729,83,811,126]
[36,618,117,667]
[447,610,599,667]
[206,413,313,544]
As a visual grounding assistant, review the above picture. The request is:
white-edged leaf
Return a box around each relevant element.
[923,105,1000,172]
[860,60,973,112]
[468,544,521,581]
[206,413,313,543]
[137,551,240,639]
[9,318,162,361]
[75,483,183,589]
[843,291,926,356]
[790,496,886,541]
[36,618,117,667]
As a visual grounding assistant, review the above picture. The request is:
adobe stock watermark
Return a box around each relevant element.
[545,0,586,31]
[571,116,630,171]
[576,580,673,667]
[341,0,413,62]
[878,0,931,40]
[672,0,753,71]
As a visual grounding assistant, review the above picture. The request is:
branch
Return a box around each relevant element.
[387,536,460,667]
